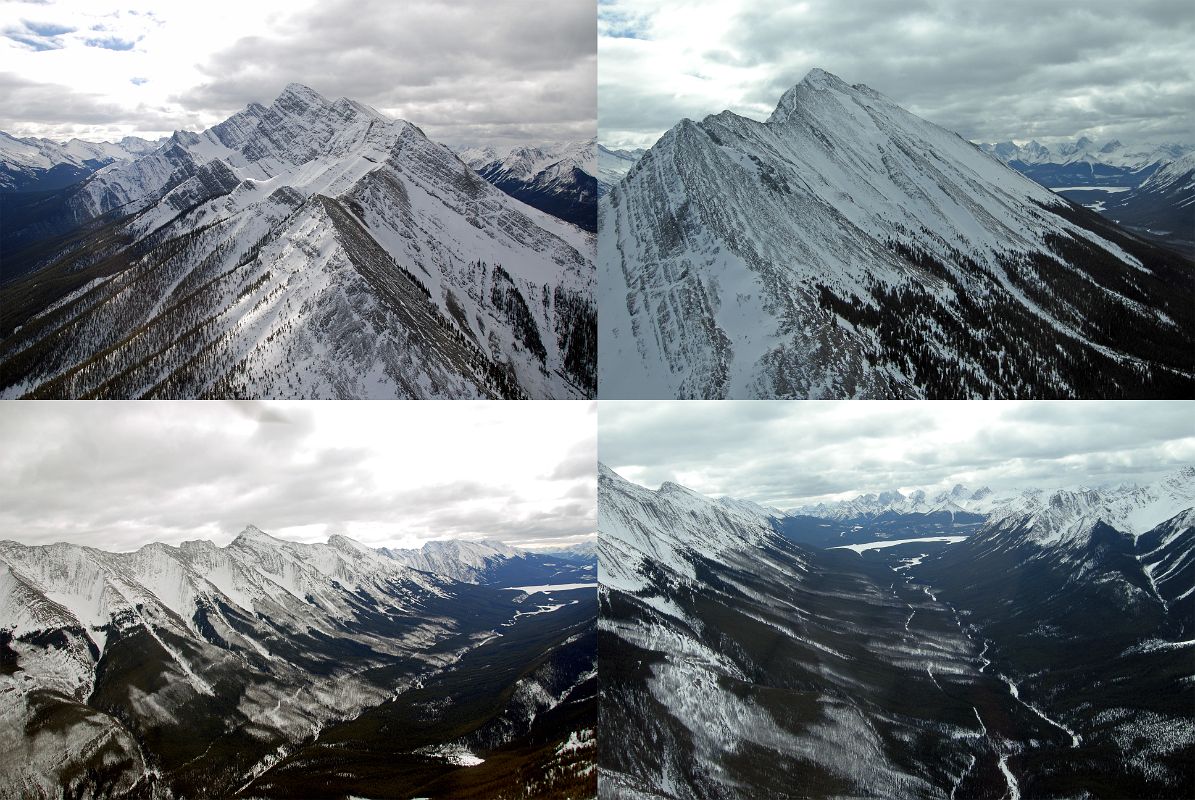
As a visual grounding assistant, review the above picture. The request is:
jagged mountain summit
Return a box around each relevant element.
[0,83,596,400]
[460,138,597,232]
[600,68,1195,399]
[598,466,1194,798]
[789,483,1012,519]
[0,526,596,799]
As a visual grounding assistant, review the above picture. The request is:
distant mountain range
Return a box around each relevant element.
[978,137,1195,253]
[0,84,596,400]
[598,464,1194,799]
[599,68,1195,399]
[459,140,596,232]
[0,528,596,799]
[596,144,644,196]
[0,131,166,192]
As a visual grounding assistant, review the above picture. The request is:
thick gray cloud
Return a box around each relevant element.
[0,401,596,551]
[1,0,594,147]
[599,0,1195,149]
[600,401,1195,509]
[178,0,596,147]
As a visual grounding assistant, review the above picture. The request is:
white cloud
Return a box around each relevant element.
[598,0,1195,150]
[599,400,1195,508]
[0,0,596,147]
[0,400,596,550]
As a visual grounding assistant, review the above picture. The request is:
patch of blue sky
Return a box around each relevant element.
[21,20,75,37]
[599,9,651,40]
[85,36,136,50]
[5,31,64,51]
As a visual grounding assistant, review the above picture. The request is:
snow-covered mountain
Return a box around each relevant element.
[600,466,1194,798]
[978,138,1195,253]
[1,84,596,400]
[460,138,596,232]
[596,143,644,195]
[1098,150,1195,253]
[788,484,1013,520]
[600,463,780,596]
[978,137,1193,184]
[0,131,163,192]
[382,537,594,586]
[599,68,1195,399]
[0,526,596,798]
[979,466,1195,547]
[384,538,522,582]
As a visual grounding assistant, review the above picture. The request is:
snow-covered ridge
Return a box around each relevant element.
[788,483,1013,519]
[459,138,596,188]
[768,468,1194,545]
[978,137,1193,172]
[982,466,1195,545]
[0,526,456,652]
[599,464,780,595]
[599,67,1193,399]
[2,83,596,400]
[0,130,164,181]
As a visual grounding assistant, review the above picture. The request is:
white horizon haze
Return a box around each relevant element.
[600,401,1195,510]
[0,401,597,552]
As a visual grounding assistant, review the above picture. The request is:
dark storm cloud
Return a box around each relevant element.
[600,401,1195,509]
[0,402,595,551]
[600,0,1194,147]
[176,0,595,147]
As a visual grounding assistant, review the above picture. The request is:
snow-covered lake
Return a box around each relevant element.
[502,582,597,593]
[829,536,969,553]
[1049,186,1131,193]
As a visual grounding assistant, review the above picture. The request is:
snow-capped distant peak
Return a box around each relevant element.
[983,467,1195,546]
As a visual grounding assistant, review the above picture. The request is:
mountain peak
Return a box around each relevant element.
[659,480,702,499]
[767,68,861,125]
[273,82,330,109]
[327,532,372,554]
[231,524,277,545]
[800,67,849,90]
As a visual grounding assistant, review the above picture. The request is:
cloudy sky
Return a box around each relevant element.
[1,0,595,147]
[600,401,1195,509]
[599,0,1195,150]
[0,401,596,551]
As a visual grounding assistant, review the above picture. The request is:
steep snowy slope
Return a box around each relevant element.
[0,84,596,399]
[907,475,1195,796]
[599,467,1195,798]
[598,466,1074,799]
[0,526,596,799]
[461,139,597,232]
[600,68,1195,399]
